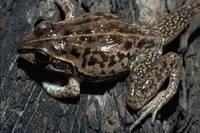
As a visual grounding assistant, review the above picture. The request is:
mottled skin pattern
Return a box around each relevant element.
[18,0,200,131]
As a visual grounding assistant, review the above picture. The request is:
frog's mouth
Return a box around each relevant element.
[18,48,76,89]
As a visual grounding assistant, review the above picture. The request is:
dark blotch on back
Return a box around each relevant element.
[70,48,80,58]
[88,56,97,66]
[137,39,155,49]
[108,55,116,67]
[101,70,106,75]
[100,63,105,68]
[124,41,132,50]
[117,52,126,60]
[82,48,91,58]
[99,52,108,62]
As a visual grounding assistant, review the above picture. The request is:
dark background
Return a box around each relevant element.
[0,0,200,132]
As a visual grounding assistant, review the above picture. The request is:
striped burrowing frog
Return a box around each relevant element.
[18,0,200,131]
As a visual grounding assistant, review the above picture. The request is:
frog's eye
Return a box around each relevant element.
[35,51,51,65]
[52,60,66,70]
[34,18,53,35]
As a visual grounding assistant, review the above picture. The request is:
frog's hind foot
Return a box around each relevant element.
[129,88,177,131]
[55,0,75,20]
[42,77,80,98]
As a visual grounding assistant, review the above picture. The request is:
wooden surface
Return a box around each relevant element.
[1,0,200,132]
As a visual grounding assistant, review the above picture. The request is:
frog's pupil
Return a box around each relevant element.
[35,51,50,65]
[53,60,66,70]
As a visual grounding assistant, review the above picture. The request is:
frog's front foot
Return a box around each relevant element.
[127,52,181,131]
[42,77,80,98]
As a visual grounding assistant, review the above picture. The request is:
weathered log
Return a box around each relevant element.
[1,0,200,132]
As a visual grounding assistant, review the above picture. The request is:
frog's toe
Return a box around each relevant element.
[42,77,80,98]
[129,89,176,131]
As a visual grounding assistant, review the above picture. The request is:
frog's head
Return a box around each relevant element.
[18,18,76,75]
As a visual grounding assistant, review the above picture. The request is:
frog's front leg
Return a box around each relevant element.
[42,77,80,98]
[55,0,75,20]
[127,52,181,131]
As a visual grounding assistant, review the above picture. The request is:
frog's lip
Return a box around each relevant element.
[17,49,35,64]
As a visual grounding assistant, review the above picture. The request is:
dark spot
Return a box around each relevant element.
[126,52,132,59]
[88,56,97,66]
[117,52,126,60]
[100,63,105,68]
[80,36,87,41]
[124,41,132,50]
[108,55,116,67]
[101,70,106,75]
[99,52,108,62]
[84,29,92,34]
[82,48,91,58]
[82,59,87,68]
[70,48,80,58]
[137,39,155,49]
[63,30,73,36]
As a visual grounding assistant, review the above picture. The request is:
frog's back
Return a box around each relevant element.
[54,12,156,78]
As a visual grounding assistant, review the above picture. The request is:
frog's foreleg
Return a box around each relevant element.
[42,77,80,98]
[55,0,75,20]
[127,52,181,131]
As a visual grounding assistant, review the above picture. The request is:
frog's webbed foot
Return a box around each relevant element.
[127,52,181,131]
[42,77,80,98]
[55,0,75,20]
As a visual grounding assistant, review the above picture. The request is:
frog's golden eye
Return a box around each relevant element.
[35,51,51,65]
[34,18,53,35]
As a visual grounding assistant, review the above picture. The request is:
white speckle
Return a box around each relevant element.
[101,43,117,52]
[54,41,65,50]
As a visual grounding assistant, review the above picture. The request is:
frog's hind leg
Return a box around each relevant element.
[127,52,181,131]
[42,77,80,98]
[55,0,75,20]
[152,2,200,45]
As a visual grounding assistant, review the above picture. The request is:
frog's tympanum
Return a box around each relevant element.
[18,0,200,131]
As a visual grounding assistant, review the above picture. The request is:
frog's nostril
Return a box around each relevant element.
[34,18,53,35]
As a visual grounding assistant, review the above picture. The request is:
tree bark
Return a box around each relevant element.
[1,0,200,133]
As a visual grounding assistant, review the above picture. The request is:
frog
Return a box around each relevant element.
[18,0,200,131]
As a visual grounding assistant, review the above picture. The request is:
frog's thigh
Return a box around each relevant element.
[55,0,75,20]
[42,77,80,98]
[127,52,181,130]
